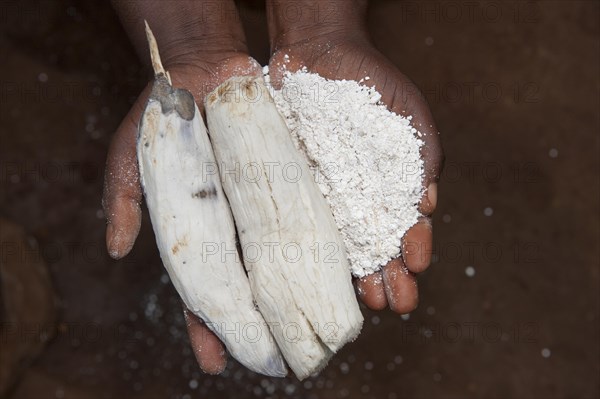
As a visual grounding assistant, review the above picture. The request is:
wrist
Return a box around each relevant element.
[266,0,370,50]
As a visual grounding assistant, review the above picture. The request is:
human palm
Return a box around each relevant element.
[269,37,443,313]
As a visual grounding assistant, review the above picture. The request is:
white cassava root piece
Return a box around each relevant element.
[205,76,364,379]
[137,24,286,377]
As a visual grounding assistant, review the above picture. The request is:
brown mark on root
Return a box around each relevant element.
[206,76,261,107]
[171,235,189,255]
[243,79,258,98]
[192,186,217,199]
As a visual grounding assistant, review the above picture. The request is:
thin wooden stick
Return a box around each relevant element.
[144,21,171,85]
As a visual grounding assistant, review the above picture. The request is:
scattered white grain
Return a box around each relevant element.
[484,207,494,216]
[425,37,434,46]
[549,148,558,158]
[38,72,48,82]
[426,306,436,315]
[442,214,451,223]
[401,314,410,321]
[371,315,381,325]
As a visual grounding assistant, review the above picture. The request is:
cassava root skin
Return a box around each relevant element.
[205,76,364,379]
[137,24,286,378]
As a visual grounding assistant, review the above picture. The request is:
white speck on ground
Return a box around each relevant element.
[442,214,451,223]
[339,362,350,374]
[549,148,558,158]
[484,207,494,216]
[269,67,424,277]
[160,274,170,284]
[465,266,476,277]
[425,37,434,46]
[541,348,551,358]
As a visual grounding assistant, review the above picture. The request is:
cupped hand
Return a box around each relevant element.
[268,34,444,314]
[103,51,262,374]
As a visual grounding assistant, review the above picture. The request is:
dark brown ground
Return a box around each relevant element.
[1,1,599,398]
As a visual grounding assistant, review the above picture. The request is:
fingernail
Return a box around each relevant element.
[427,182,437,212]
[106,223,119,259]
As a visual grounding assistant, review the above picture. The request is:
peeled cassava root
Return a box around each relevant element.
[205,77,363,379]
[138,23,286,377]
[138,23,363,379]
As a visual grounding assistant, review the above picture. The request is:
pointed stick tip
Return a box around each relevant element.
[144,21,169,81]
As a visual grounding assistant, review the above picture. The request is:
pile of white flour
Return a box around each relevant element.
[266,68,424,277]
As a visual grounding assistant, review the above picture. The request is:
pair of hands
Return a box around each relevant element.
[103,0,443,374]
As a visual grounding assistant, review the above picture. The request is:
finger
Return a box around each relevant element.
[377,66,443,216]
[102,86,150,259]
[402,216,433,273]
[356,272,388,310]
[184,308,227,375]
[401,86,443,216]
[267,52,305,90]
[382,258,418,314]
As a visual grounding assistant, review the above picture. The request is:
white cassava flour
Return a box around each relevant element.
[266,67,424,277]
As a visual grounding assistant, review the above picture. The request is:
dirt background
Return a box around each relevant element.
[1,1,599,398]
